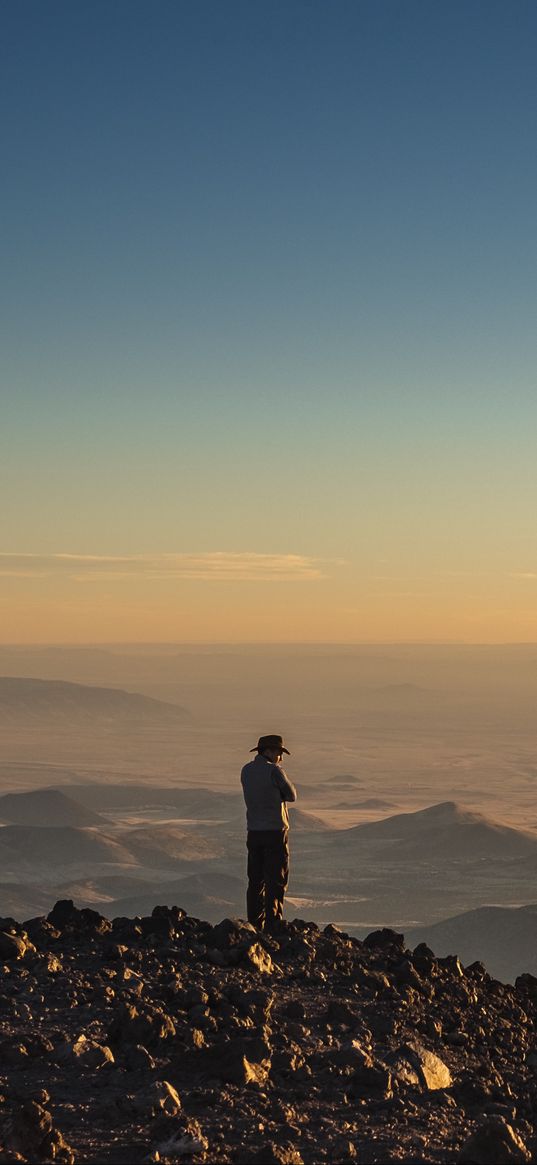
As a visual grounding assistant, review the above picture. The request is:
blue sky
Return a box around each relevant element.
[2,0,537,640]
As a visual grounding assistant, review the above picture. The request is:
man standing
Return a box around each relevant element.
[240,734,297,932]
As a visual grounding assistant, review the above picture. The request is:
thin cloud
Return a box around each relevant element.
[0,552,333,583]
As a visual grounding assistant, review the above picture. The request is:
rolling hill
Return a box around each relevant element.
[0,677,188,725]
[407,903,537,982]
[0,788,106,828]
[60,784,243,818]
[109,869,244,921]
[287,808,330,831]
[336,801,537,861]
[121,825,223,865]
[0,881,61,921]
[0,826,136,870]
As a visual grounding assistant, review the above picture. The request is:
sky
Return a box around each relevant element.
[2,0,537,643]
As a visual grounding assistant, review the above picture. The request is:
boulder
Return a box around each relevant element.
[23,916,61,946]
[210,1036,271,1086]
[133,1080,182,1118]
[108,1002,176,1048]
[211,918,257,949]
[363,928,405,951]
[458,1117,530,1163]
[123,1043,156,1071]
[325,1001,357,1027]
[515,973,537,999]
[243,942,273,975]
[154,1118,208,1158]
[0,931,27,961]
[56,1034,115,1069]
[47,899,111,935]
[5,1100,74,1164]
[385,1042,452,1090]
[47,900,78,928]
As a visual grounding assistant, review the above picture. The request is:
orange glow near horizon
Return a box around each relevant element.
[3,567,537,645]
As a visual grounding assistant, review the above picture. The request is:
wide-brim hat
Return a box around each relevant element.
[250,734,290,755]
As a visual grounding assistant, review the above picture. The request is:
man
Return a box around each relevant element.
[240,734,297,932]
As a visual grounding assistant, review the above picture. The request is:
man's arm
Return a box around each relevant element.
[271,765,297,803]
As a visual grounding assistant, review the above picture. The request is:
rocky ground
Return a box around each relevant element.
[1,903,537,1163]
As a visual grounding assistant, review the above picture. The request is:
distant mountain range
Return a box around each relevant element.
[0,677,188,725]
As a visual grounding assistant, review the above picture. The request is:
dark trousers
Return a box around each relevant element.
[246,829,289,930]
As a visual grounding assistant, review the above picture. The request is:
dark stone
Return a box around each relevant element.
[108,1002,176,1048]
[349,1062,393,1098]
[6,1100,75,1164]
[323,924,344,939]
[466,961,489,981]
[23,917,61,946]
[515,972,537,998]
[111,916,143,940]
[325,1000,357,1026]
[122,1043,156,1071]
[458,1116,530,1163]
[211,917,257,949]
[392,959,424,989]
[363,928,405,951]
[47,900,78,927]
[152,904,186,923]
[140,913,175,940]
[282,1000,306,1020]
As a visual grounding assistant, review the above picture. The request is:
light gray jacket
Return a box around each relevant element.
[240,753,297,831]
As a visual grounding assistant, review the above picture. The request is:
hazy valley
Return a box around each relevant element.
[3,644,537,981]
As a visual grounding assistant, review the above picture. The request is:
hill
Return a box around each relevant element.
[345,798,398,811]
[0,677,188,725]
[110,870,244,920]
[407,902,537,983]
[1,901,536,1163]
[337,801,537,860]
[0,880,58,919]
[339,801,481,839]
[0,821,224,877]
[60,784,243,818]
[121,825,223,866]
[287,807,330,831]
[0,788,106,828]
[0,826,135,871]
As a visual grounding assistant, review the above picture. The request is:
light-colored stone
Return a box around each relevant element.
[140,1080,182,1117]
[243,942,273,975]
[386,1041,452,1090]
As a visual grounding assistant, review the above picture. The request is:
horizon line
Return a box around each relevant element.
[2,640,537,649]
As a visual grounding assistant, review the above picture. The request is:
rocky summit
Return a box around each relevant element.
[1,903,537,1163]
